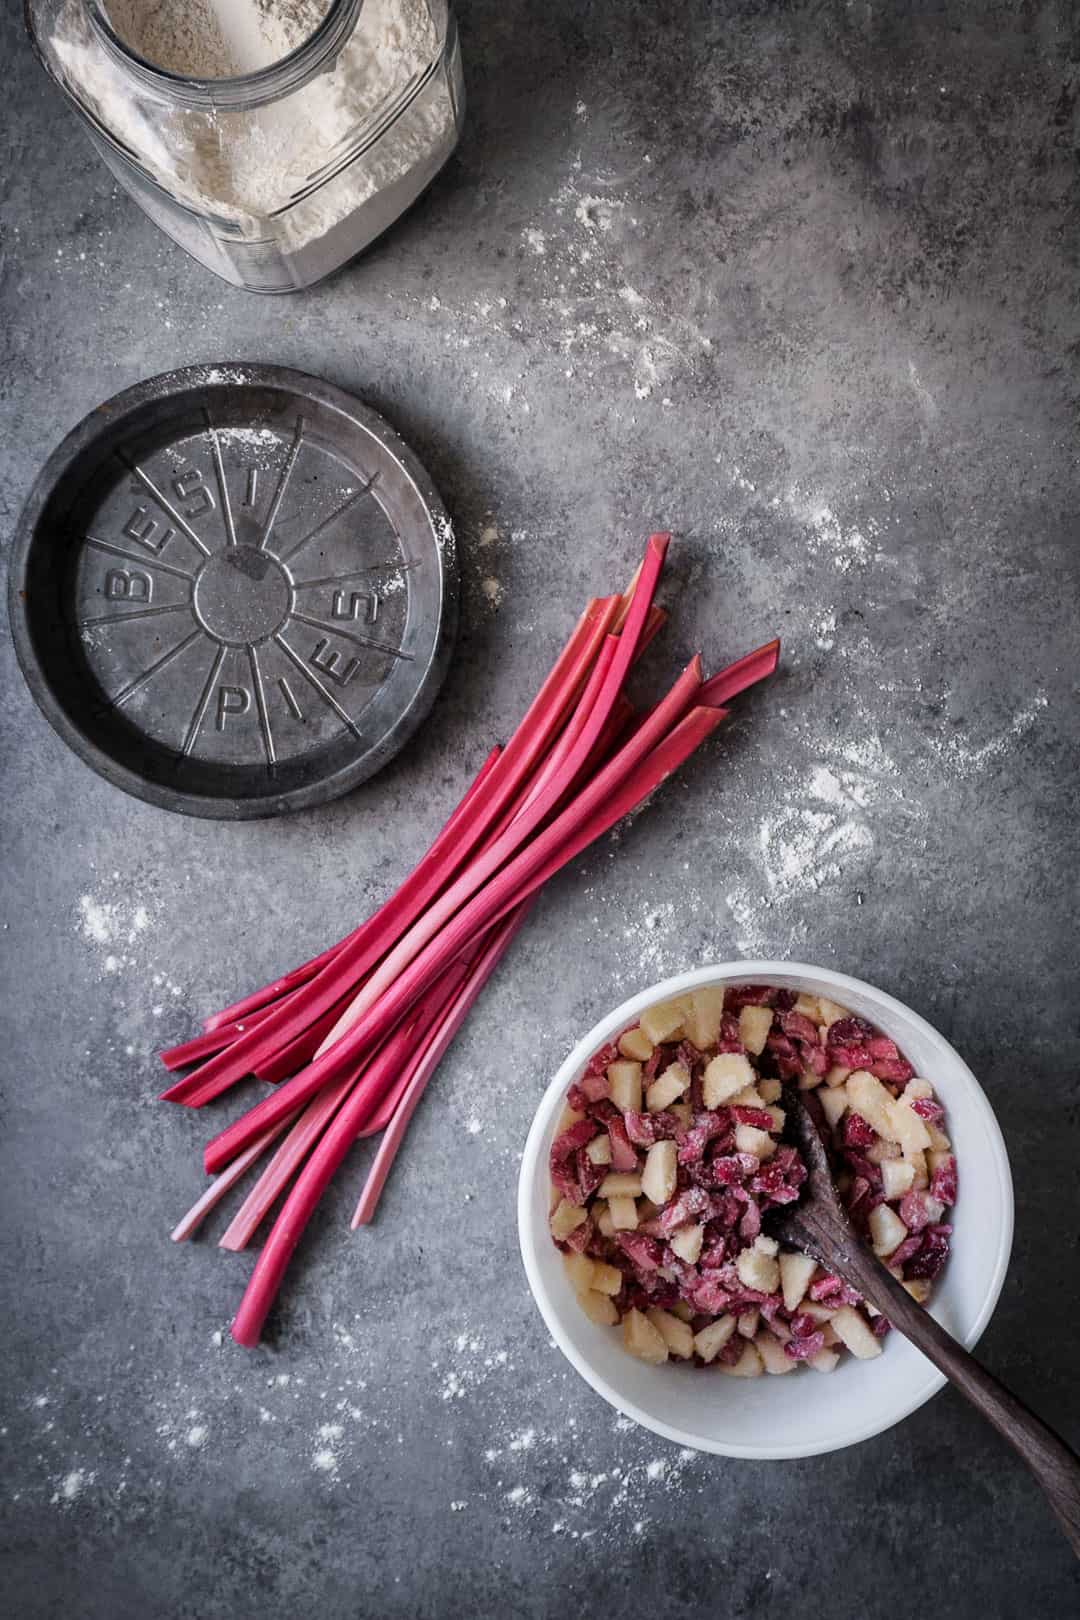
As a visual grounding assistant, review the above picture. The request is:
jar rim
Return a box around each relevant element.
[84,0,365,107]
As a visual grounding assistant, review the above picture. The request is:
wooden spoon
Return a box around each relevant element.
[768,1086,1080,1557]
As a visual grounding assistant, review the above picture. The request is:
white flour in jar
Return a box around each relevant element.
[103,1,333,78]
[49,0,455,267]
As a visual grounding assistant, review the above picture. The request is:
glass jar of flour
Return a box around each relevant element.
[25,0,464,292]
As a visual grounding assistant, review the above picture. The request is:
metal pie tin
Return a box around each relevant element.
[8,364,457,817]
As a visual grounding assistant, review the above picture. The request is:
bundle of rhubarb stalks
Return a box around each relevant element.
[162,534,779,1347]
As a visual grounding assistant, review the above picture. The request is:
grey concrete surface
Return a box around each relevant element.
[2,1,1078,1615]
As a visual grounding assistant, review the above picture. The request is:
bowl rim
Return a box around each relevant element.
[517,960,1014,1460]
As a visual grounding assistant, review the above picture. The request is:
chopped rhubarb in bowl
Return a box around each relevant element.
[518,962,1013,1459]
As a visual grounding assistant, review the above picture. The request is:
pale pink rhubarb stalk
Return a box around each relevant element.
[169,1112,300,1243]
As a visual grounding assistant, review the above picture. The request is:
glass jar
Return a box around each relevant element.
[24,0,465,292]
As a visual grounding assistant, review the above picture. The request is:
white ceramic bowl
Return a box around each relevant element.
[518,962,1013,1459]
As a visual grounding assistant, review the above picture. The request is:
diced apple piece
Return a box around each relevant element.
[736,1244,780,1294]
[670,1101,693,1129]
[793,993,822,1022]
[623,1307,668,1364]
[563,1251,596,1293]
[556,1102,585,1133]
[847,1070,899,1140]
[755,1235,779,1255]
[868,1204,909,1257]
[646,1307,694,1359]
[646,1061,690,1113]
[756,1332,797,1374]
[719,1341,764,1378]
[926,1121,951,1152]
[669,1223,704,1264]
[618,1026,654,1062]
[903,1277,933,1304]
[684,986,727,1050]
[594,1200,614,1237]
[607,1060,643,1114]
[590,1261,623,1296]
[578,1290,619,1326]
[764,1104,785,1132]
[821,1323,841,1347]
[831,1305,883,1360]
[599,1172,643,1198]
[693,1314,737,1363]
[816,997,850,1028]
[927,1148,953,1175]
[737,1308,760,1338]
[758,1078,782,1104]
[779,1251,817,1313]
[824,1064,851,1088]
[866,1138,901,1164]
[671,1300,694,1324]
[585,1134,612,1166]
[889,1094,932,1155]
[703,1052,756,1107]
[807,1346,841,1373]
[903,1077,933,1100]
[797,1068,825,1091]
[639,998,687,1045]
[799,1300,835,1324]
[881,1159,915,1200]
[906,1149,929,1189]
[738,1004,773,1056]
[608,1195,639,1231]
[550,1200,588,1242]
[734,1123,776,1160]
[819,1085,848,1129]
[641,1139,678,1206]
[729,1084,766,1108]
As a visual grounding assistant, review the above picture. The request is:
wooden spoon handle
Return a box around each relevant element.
[838,1243,1080,1557]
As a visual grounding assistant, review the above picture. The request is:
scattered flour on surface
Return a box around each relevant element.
[813,609,837,650]
[312,1421,345,1476]
[78,894,150,948]
[930,694,1047,779]
[52,1468,92,1505]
